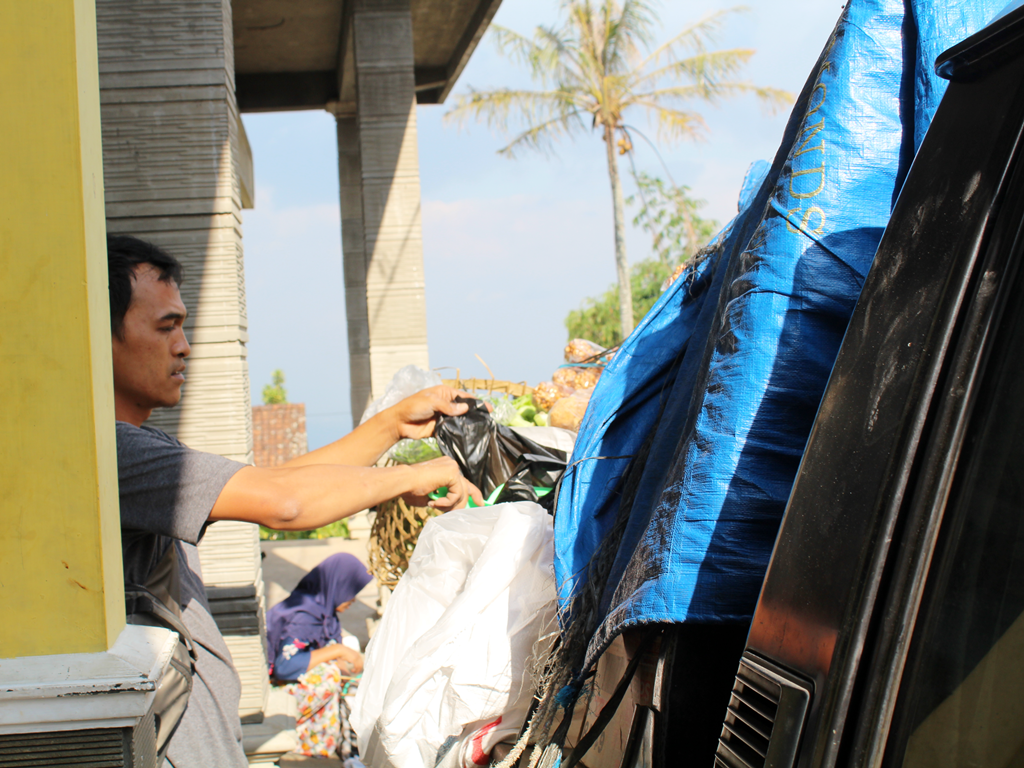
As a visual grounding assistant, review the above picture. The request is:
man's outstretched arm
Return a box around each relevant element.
[208,455,480,530]
[280,386,472,469]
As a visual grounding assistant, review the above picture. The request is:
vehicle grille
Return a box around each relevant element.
[0,728,127,767]
[716,661,783,768]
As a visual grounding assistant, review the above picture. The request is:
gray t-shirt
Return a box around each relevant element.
[116,421,249,768]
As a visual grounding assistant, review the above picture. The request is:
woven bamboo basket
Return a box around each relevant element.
[442,377,533,398]
[367,378,533,588]
[368,495,439,588]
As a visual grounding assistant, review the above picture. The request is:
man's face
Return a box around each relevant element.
[111,264,190,425]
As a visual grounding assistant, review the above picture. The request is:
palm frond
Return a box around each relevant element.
[632,83,738,100]
[498,109,589,158]
[639,7,749,70]
[444,88,582,134]
[631,81,792,116]
[745,85,794,115]
[604,0,656,72]
[490,24,557,83]
[533,23,587,84]
[632,102,709,143]
[490,24,542,66]
[634,48,756,92]
[549,5,608,107]
[571,1,603,79]
[630,82,754,108]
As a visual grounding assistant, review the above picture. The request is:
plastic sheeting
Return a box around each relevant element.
[554,0,1005,673]
[353,502,556,768]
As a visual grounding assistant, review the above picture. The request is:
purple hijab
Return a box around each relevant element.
[265,553,373,660]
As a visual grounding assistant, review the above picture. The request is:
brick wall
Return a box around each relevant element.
[252,403,308,467]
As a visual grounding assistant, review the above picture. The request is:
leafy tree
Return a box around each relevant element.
[566,257,675,347]
[566,176,718,346]
[262,369,287,405]
[628,171,718,263]
[448,0,788,341]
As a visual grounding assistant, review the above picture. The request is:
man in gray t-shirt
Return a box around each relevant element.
[108,235,481,766]
[118,422,249,767]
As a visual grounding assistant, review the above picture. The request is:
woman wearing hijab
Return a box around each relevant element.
[266,553,374,758]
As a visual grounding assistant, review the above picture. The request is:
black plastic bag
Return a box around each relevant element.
[493,454,566,511]
[434,398,568,503]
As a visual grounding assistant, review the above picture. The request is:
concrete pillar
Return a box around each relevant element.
[337,115,374,423]
[0,0,123,658]
[338,0,431,424]
[0,5,176,760]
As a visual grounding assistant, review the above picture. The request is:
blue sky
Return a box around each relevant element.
[241,0,844,449]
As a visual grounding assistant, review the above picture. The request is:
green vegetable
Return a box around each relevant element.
[513,393,535,411]
[390,438,443,464]
[508,415,533,428]
[533,412,548,427]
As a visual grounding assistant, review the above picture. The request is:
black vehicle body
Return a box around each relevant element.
[715,5,1024,768]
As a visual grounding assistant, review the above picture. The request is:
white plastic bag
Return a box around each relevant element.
[508,426,577,456]
[360,365,443,423]
[352,502,557,768]
[360,365,444,463]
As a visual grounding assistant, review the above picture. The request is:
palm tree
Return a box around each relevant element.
[447,0,789,340]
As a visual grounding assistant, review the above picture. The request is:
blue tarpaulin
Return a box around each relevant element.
[553,0,1005,673]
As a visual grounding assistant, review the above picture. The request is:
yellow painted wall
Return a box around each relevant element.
[0,0,123,656]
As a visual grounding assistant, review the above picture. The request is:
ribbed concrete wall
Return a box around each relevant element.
[97,0,252,463]
[339,0,431,424]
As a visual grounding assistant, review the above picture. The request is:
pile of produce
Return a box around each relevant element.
[485,392,549,428]
[388,339,614,471]
[526,338,611,432]
[463,338,613,435]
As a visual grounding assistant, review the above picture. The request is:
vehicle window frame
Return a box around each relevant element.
[876,175,1024,767]
[840,95,1024,768]
[714,17,1024,768]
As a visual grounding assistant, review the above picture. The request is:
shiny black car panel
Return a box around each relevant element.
[718,6,1024,768]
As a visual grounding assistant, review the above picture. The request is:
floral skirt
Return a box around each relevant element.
[290,661,358,758]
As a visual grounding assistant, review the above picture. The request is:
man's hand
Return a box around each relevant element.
[401,456,484,510]
[284,385,477,469]
[387,385,474,441]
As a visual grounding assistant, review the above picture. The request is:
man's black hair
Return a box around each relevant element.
[107,235,183,340]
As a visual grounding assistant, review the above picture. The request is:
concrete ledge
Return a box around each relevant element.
[0,625,176,734]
